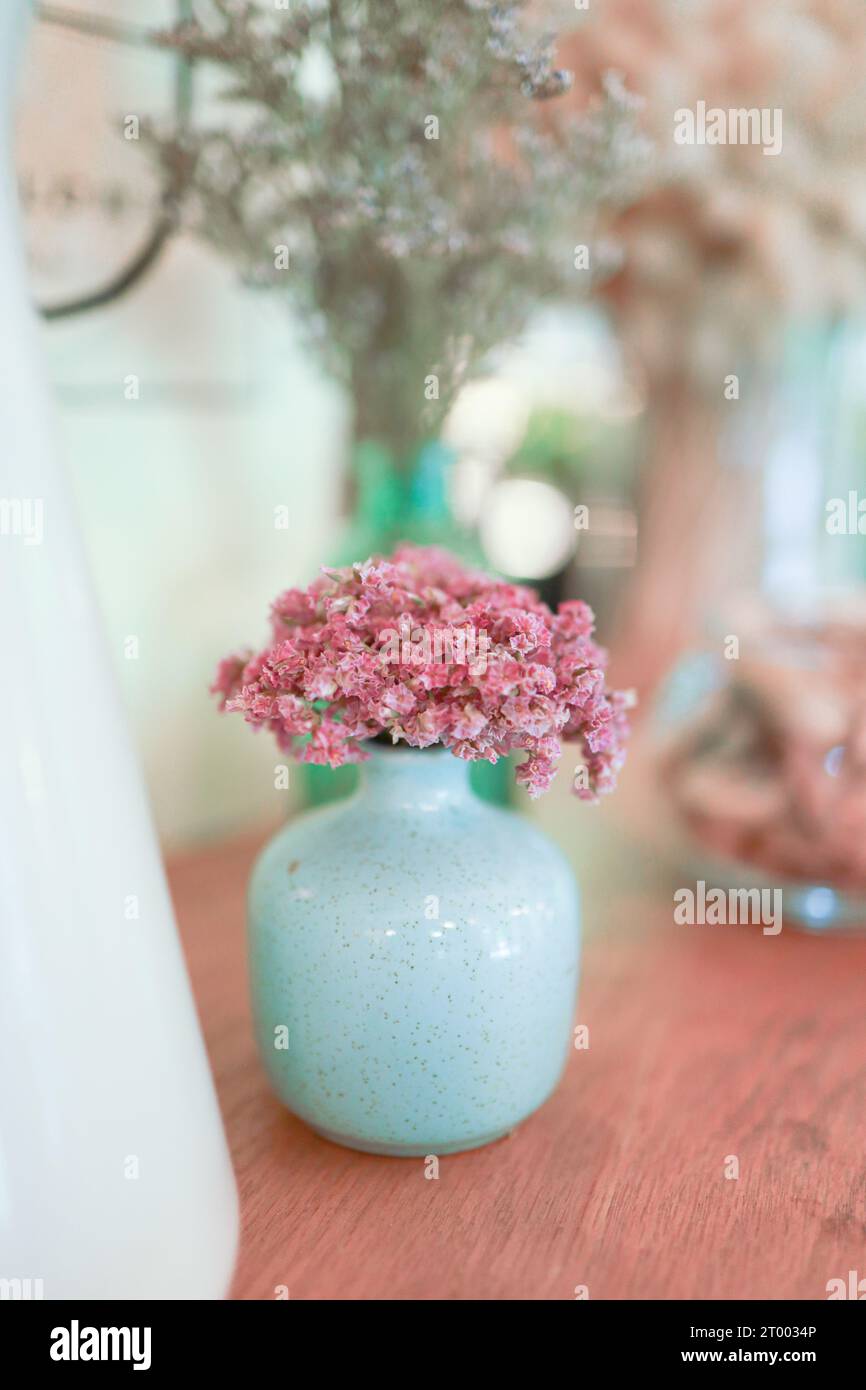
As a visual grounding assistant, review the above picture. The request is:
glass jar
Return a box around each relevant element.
[655,593,866,932]
[652,319,866,932]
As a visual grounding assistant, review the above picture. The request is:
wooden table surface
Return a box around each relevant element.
[169,830,866,1301]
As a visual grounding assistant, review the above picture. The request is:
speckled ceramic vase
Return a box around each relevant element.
[248,745,580,1156]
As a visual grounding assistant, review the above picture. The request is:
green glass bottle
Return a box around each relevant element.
[302,438,511,808]
[401,440,512,807]
[401,439,479,558]
[332,439,407,565]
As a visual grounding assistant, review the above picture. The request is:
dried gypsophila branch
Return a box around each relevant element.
[142,0,651,461]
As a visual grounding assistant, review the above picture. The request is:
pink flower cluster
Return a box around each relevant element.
[212,545,632,799]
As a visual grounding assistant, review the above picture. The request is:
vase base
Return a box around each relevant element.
[307,1122,517,1157]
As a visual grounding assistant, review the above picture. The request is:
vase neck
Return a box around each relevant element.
[407,440,455,523]
[351,440,405,526]
[358,745,471,809]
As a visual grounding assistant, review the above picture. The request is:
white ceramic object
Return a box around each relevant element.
[0,2,238,1297]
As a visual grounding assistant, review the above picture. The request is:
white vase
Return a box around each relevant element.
[0,3,238,1297]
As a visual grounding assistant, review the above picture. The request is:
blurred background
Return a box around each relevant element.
[15,0,866,928]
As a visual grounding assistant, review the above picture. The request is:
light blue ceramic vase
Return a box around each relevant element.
[248,745,580,1156]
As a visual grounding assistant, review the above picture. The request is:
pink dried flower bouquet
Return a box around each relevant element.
[212,544,632,800]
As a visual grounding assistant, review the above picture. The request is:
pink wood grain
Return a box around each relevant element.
[169,832,866,1300]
